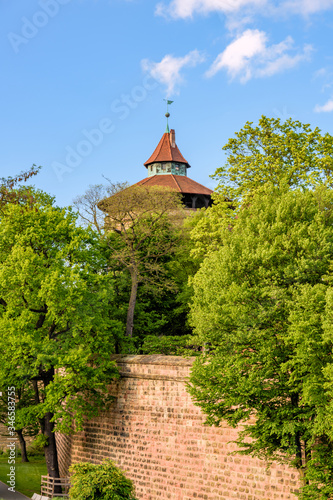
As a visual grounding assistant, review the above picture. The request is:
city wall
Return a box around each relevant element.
[56,355,300,500]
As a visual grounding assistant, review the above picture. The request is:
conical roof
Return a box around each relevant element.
[144,129,190,168]
[135,175,212,195]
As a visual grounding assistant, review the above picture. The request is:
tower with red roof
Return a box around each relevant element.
[135,123,212,209]
[99,106,213,212]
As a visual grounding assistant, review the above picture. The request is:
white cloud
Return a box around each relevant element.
[282,0,333,15]
[206,29,312,82]
[314,99,333,112]
[313,67,328,79]
[141,50,205,96]
[155,0,266,19]
[155,0,333,19]
[206,29,266,79]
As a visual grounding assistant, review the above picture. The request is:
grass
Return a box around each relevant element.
[0,453,47,497]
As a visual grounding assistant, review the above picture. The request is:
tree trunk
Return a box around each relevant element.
[126,271,138,337]
[42,368,62,495]
[16,429,29,463]
[291,394,309,488]
[44,411,62,494]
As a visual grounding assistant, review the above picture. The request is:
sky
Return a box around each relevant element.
[2,0,333,207]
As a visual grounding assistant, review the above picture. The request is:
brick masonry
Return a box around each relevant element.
[56,355,300,500]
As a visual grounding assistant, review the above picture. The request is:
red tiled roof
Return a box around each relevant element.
[135,175,213,195]
[144,130,190,167]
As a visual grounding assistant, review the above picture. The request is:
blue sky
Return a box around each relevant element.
[2,0,333,207]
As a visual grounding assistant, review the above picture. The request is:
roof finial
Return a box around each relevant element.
[163,99,174,133]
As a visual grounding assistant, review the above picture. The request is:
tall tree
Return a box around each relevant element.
[0,201,121,485]
[188,187,333,498]
[74,182,194,344]
[99,185,185,337]
[213,116,333,200]
[191,116,333,260]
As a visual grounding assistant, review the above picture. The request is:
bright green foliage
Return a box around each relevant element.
[186,195,236,262]
[0,201,121,475]
[188,187,333,497]
[69,460,137,500]
[213,116,333,200]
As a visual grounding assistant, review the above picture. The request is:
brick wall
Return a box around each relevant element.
[56,355,300,500]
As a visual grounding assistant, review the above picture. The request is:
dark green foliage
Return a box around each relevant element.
[69,460,138,500]
[140,334,199,355]
[105,222,196,350]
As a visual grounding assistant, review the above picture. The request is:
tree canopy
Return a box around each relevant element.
[188,186,333,497]
[213,116,333,200]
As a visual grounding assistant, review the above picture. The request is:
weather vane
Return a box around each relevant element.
[163,99,174,132]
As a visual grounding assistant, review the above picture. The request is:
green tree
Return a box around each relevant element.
[109,225,197,349]
[0,201,121,486]
[99,185,185,337]
[74,183,192,342]
[213,116,333,200]
[191,116,333,261]
[188,187,333,498]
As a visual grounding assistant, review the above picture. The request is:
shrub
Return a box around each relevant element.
[140,334,200,356]
[69,460,137,500]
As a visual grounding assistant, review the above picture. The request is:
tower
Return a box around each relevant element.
[134,105,212,209]
[99,105,213,211]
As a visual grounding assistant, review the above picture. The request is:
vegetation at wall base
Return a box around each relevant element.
[69,460,138,500]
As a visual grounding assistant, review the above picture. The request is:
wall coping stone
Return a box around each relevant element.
[109,354,195,366]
